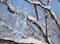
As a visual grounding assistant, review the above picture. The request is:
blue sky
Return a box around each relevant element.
[9,0,60,22]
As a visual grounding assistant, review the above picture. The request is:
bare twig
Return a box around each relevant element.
[45,12,48,43]
[34,4,39,20]
[45,0,49,44]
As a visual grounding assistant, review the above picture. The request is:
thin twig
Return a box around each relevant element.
[34,4,39,20]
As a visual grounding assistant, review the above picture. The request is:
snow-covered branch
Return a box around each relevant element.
[0,0,16,13]
[19,37,46,44]
[25,0,51,10]
[27,15,37,22]
[27,15,50,44]
[0,37,46,44]
[25,0,60,30]
[49,10,60,30]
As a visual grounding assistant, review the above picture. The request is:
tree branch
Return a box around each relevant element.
[25,0,60,30]
[48,10,60,30]
[27,15,50,44]
[34,4,39,20]
[19,37,45,44]
[0,0,16,13]
[25,0,51,10]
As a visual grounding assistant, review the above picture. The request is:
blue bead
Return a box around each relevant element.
[19,23,23,29]
[18,12,25,21]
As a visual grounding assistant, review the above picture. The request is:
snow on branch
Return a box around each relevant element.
[25,0,51,10]
[27,15,37,22]
[19,37,46,44]
[49,10,60,30]
[25,0,60,30]
[6,0,16,13]
[0,0,16,13]
[27,15,50,44]
[0,37,46,44]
